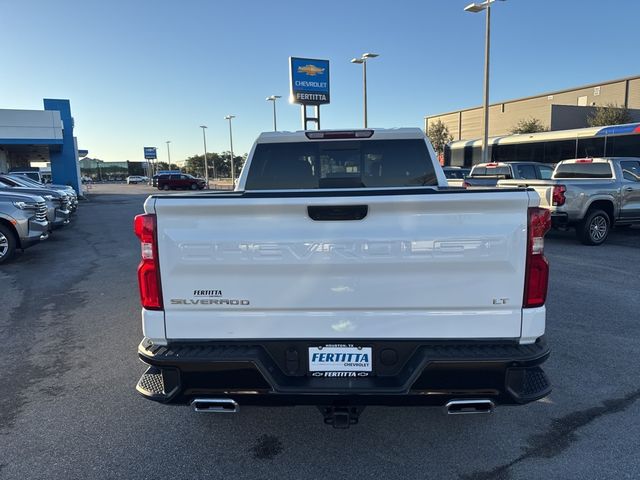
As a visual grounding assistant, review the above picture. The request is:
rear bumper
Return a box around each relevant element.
[551,212,569,228]
[136,337,551,407]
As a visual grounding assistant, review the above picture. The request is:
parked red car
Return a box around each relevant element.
[157,174,206,190]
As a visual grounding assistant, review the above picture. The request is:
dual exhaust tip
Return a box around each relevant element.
[445,399,494,415]
[191,398,494,415]
[192,398,239,413]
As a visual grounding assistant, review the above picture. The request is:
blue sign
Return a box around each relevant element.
[143,147,157,159]
[290,57,330,105]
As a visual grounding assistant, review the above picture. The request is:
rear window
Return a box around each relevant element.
[538,165,554,179]
[443,168,469,179]
[514,164,537,179]
[470,166,511,176]
[16,172,40,181]
[553,162,613,179]
[244,139,437,190]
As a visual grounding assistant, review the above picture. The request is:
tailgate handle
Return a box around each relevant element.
[307,205,368,221]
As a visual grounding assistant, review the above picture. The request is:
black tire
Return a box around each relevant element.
[190,183,197,190]
[163,184,170,191]
[577,209,610,245]
[0,224,17,265]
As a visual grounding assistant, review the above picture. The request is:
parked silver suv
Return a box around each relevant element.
[0,176,71,229]
[0,191,49,264]
[5,174,78,213]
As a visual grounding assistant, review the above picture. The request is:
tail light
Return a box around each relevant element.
[523,207,551,308]
[134,214,163,310]
[552,185,566,206]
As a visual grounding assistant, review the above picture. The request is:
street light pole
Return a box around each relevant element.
[166,140,172,165]
[224,115,236,187]
[482,3,491,165]
[266,95,281,131]
[200,125,209,189]
[350,53,379,128]
[465,0,503,164]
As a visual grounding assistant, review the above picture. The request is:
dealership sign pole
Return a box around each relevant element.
[289,57,330,130]
[143,147,157,181]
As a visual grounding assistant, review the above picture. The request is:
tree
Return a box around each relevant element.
[427,120,453,157]
[182,152,246,178]
[184,155,206,177]
[587,103,632,127]
[510,118,548,134]
[219,151,246,179]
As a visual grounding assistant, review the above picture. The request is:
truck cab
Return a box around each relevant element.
[463,161,554,187]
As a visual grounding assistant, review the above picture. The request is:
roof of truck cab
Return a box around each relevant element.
[255,128,426,143]
[558,157,640,164]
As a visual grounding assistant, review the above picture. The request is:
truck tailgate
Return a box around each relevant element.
[151,190,533,340]
[498,179,554,208]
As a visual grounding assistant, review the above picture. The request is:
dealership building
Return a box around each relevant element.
[0,99,82,193]
[425,75,640,142]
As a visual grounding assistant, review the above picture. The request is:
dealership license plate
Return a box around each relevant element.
[308,346,372,377]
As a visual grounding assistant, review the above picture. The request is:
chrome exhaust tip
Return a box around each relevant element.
[445,399,494,415]
[191,398,239,413]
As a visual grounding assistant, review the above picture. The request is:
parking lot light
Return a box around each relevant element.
[266,95,281,131]
[464,0,506,165]
[200,126,209,188]
[224,115,236,187]
[350,53,379,128]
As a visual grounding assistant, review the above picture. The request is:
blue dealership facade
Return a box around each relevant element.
[0,99,82,194]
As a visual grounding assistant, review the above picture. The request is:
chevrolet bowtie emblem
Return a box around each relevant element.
[297,64,325,76]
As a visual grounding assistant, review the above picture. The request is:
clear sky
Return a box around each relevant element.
[1,0,638,163]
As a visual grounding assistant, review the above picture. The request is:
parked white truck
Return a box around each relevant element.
[134,128,552,427]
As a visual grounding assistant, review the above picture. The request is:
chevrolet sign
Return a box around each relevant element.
[289,57,330,105]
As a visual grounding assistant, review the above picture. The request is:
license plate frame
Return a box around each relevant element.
[308,345,373,377]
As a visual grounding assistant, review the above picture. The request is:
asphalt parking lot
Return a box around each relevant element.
[1,183,639,480]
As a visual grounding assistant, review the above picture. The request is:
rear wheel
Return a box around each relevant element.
[577,209,610,245]
[0,224,17,264]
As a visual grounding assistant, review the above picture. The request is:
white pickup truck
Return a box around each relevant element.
[134,128,552,427]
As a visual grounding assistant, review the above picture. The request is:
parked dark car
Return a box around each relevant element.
[152,174,164,187]
[157,174,206,190]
